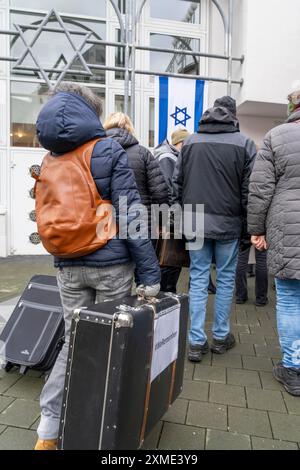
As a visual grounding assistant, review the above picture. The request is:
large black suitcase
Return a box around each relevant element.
[58,293,188,450]
[0,275,64,374]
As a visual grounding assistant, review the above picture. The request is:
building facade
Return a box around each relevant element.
[0,0,299,257]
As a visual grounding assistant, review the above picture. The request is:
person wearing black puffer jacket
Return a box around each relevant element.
[104,113,169,287]
[104,113,169,219]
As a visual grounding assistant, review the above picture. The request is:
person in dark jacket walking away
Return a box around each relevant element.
[236,246,268,306]
[154,129,190,202]
[173,96,256,362]
[34,83,160,450]
[248,81,300,396]
[155,129,216,294]
[154,129,188,293]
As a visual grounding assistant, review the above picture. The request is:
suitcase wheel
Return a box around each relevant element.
[19,365,28,375]
[4,362,14,373]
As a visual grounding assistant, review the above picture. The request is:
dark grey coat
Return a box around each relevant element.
[106,128,169,210]
[154,140,179,202]
[248,110,300,280]
[172,105,256,240]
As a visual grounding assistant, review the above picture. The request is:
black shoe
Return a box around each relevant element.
[188,342,209,363]
[236,298,248,305]
[255,299,269,307]
[273,363,300,396]
[211,333,236,354]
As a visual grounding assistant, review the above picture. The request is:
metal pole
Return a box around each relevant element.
[109,0,125,43]
[124,0,130,115]
[211,0,228,55]
[136,0,147,23]
[0,57,243,85]
[130,0,137,124]
[135,68,242,85]
[135,44,242,63]
[227,0,234,95]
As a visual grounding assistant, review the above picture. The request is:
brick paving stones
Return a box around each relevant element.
[206,429,251,450]
[158,423,205,450]
[1,270,299,450]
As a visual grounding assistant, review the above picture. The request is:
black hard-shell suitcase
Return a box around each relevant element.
[58,293,188,450]
[0,275,64,374]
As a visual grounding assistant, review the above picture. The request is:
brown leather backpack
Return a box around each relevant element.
[32,138,117,258]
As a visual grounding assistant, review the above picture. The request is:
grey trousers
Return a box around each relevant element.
[37,263,134,440]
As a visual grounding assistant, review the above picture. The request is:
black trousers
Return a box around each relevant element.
[160,266,182,293]
[236,247,268,303]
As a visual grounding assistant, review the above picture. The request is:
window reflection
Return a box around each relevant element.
[150,0,201,23]
[10,13,106,84]
[10,0,107,17]
[11,81,105,147]
[115,95,131,113]
[150,33,200,75]
[115,29,125,80]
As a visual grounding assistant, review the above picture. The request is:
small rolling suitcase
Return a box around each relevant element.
[58,293,188,450]
[0,275,64,374]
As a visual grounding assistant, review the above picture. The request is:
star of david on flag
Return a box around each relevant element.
[170,107,191,126]
[155,77,207,146]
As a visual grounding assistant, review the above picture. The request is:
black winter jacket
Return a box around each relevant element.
[172,104,256,240]
[106,128,169,211]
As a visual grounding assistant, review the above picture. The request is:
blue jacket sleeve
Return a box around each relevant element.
[110,140,161,286]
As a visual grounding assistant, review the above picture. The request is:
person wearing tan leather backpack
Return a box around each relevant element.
[33,82,160,450]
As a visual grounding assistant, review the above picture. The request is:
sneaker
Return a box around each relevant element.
[188,342,209,363]
[34,439,57,450]
[211,333,236,354]
[236,298,248,305]
[273,362,300,396]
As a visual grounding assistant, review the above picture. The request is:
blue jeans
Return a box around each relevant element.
[189,239,239,346]
[275,279,300,369]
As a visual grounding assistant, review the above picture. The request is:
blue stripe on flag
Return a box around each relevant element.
[159,76,169,144]
[194,80,205,132]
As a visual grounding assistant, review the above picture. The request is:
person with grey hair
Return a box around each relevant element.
[34,82,160,450]
[248,81,300,396]
[49,81,103,116]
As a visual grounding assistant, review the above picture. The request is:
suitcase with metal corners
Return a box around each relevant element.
[58,292,188,450]
[0,275,64,375]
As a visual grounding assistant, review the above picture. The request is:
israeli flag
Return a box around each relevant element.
[155,76,207,145]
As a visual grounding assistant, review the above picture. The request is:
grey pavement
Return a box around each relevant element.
[0,258,299,450]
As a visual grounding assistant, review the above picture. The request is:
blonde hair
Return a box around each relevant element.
[103,112,135,135]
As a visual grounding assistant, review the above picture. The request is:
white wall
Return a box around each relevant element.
[238,114,283,148]
[208,0,300,109]
[235,0,300,107]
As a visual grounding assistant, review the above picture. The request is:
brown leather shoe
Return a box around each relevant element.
[34,439,57,450]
